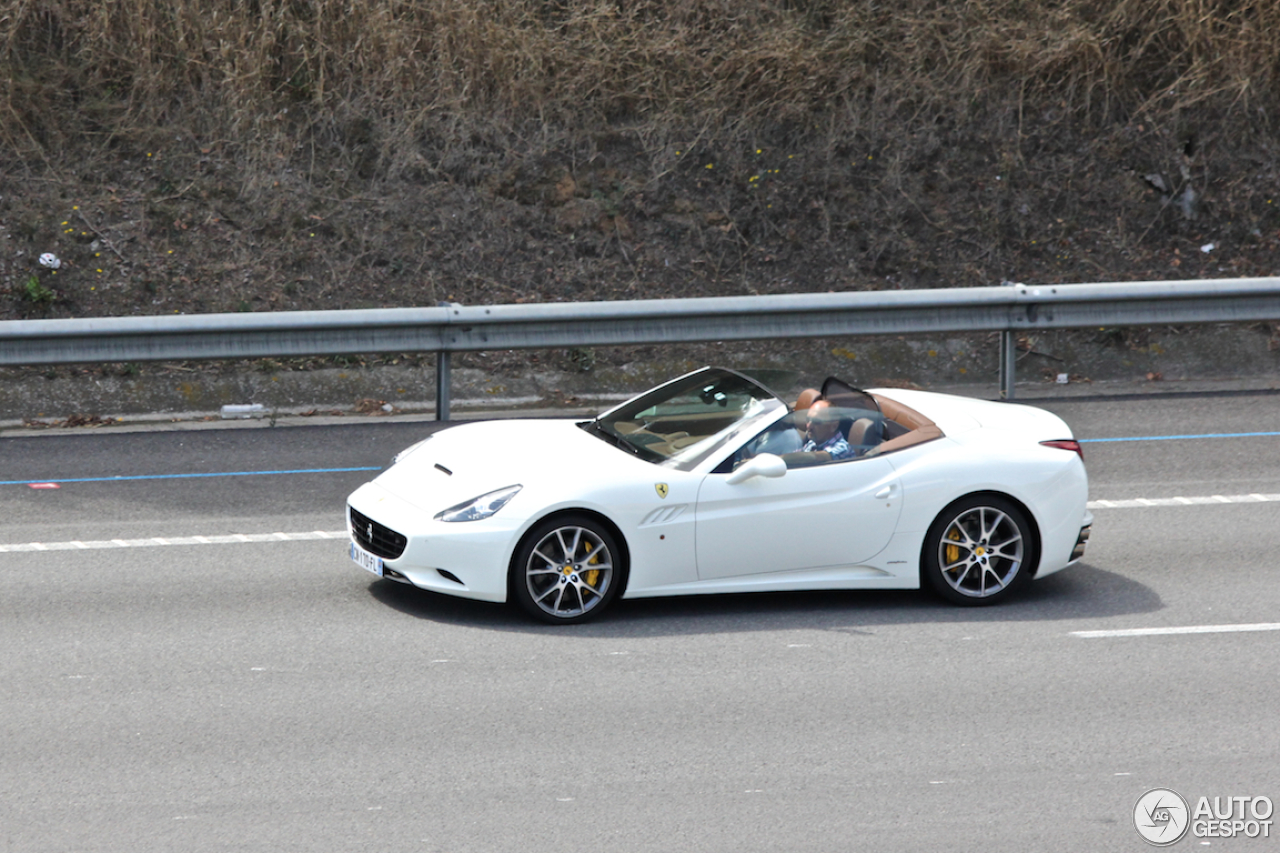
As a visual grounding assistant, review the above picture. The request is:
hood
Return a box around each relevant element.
[371,418,651,514]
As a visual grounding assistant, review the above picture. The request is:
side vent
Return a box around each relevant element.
[640,505,688,526]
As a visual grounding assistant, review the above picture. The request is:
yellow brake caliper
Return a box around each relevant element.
[583,541,601,587]
[945,528,962,567]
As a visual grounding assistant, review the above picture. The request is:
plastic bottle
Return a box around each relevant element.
[220,404,267,419]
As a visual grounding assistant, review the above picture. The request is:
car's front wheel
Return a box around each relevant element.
[923,495,1035,605]
[511,515,623,624]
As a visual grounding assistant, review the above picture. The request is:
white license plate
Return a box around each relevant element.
[349,542,384,577]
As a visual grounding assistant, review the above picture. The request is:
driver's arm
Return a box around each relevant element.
[779,450,831,469]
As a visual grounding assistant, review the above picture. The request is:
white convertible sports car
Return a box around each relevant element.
[347,367,1091,623]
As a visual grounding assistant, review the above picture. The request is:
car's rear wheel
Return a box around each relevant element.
[511,515,623,624]
[923,495,1035,605]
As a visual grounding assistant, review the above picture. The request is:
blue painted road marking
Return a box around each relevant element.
[8,430,1280,486]
[2,466,381,487]
[1079,431,1280,443]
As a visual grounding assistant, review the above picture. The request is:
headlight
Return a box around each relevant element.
[434,485,522,523]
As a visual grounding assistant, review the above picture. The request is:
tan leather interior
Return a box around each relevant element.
[793,387,823,412]
[873,395,932,431]
[776,387,945,466]
[846,417,873,445]
[868,393,943,454]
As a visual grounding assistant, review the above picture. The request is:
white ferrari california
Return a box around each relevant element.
[347,367,1091,623]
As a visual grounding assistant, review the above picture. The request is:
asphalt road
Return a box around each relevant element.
[3,390,1279,852]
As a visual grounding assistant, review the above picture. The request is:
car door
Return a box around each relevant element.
[693,457,903,580]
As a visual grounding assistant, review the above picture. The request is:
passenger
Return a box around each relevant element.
[801,400,856,461]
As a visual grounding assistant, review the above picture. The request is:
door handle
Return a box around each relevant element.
[874,485,895,500]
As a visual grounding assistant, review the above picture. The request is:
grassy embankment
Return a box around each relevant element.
[1,1,1277,335]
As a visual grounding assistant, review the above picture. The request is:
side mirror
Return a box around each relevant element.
[725,453,787,485]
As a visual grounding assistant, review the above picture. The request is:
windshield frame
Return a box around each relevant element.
[583,367,787,471]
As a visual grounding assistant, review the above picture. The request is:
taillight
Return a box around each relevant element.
[1040,439,1083,460]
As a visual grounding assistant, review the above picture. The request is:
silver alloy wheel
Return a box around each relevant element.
[524,524,614,619]
[937,505,1025,598]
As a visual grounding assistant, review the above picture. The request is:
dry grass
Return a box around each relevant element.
[2,2,1277,328]
[3,0,1277,170]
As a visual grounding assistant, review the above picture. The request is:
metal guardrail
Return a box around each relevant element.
[3,277,1279,416]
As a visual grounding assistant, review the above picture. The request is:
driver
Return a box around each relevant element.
[801,399,855,461]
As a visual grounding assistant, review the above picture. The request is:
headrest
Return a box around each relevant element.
[793,387,822,412]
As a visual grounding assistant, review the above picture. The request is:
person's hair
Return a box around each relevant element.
[807,400,838,423]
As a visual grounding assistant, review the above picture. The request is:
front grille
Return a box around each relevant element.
[349,506,407,560]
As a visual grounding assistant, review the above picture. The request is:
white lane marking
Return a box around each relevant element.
[1072,623,1280,638]
[0,530,348,552]
[1088,492,1280,509]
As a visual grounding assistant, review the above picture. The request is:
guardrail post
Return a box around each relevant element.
[999,280,1017,400]
[435,351,451,421]
[999,331,1016,400]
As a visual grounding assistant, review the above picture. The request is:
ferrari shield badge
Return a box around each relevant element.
[655,483,669,499]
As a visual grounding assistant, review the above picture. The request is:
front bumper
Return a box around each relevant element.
[346,481,523,603]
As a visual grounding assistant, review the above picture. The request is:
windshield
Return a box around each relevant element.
[584,368,786,470]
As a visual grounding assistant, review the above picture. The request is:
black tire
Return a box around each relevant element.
[922,495,1036,605]
[510,515,624,624]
